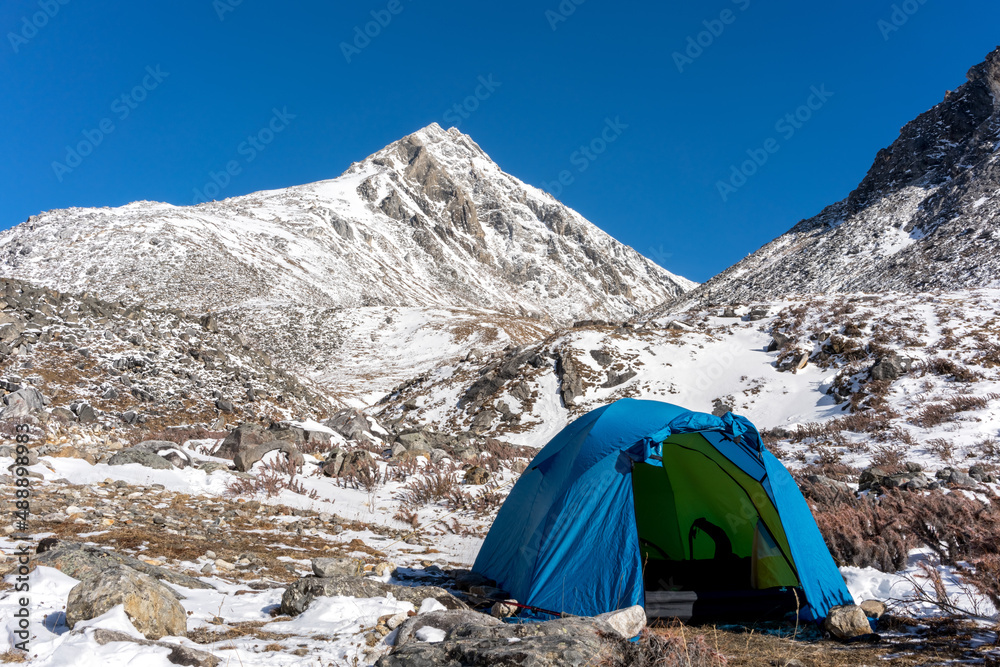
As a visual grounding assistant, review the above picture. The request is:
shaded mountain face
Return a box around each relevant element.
[674,47,1000,307]
[0,123,693,398]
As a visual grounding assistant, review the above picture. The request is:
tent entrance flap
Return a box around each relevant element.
[632,434,800,594]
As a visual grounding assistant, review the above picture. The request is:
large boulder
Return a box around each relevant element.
[858,467,889,492]
[320,448,347,477]
[0,386,45,419]
[325,408,374,442]
[555,352,584,408]
[280,574,468,616]
[108,447,176,470]
[823,604,873,640]
[66,565,187,639]
[379,614,624,666]
[213,422,268,459]
[870,353,912,382]
[131,440,195,468]
[311,557,364,578]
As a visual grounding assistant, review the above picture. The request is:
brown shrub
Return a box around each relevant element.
[914,394,997,427]
[399,470,459,509]
[927,438,955,463]
[926,357,980,382]
[445,487,505,517]
[957,553,1000,613]
[801,479,1000,572]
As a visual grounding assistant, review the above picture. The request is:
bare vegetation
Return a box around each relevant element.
[801,479,1000,579]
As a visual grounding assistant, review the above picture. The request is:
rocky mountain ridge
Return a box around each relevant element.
[664,46,1000,310]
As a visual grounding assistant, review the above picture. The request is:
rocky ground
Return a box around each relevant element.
[3,285,1000,664]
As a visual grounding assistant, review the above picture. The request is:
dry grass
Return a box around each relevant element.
[0,650,27,664]
[653,618,998,666]
[187,620,294,645]
[399,469,460,509]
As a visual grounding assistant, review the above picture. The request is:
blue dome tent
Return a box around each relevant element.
[473,399,853,623]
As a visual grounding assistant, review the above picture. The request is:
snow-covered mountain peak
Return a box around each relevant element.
[0,125,694,398]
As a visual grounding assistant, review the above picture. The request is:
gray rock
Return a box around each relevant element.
[594,605,646,639]
[858,467,889,492]
[589,349,613,366]
[91,629,220,666]
[215,399,234,414]
[600,370,637,388]
[555,352,584,408]
[0,386,45,419]
[885,472,931,491]
[452,572,495,592]
[50,406,76,422]
[947,469,978,487]
[34,540,214,590]
[321,448,346,477]
[823,604,873,640]
[66,565,187,639]
[871,353,912,382]
[968,464,991,482]
[397,431,431,451]
[860,599,887,620]
[380,614,622,667]
[214,422,268,459]
[711,398,734,417]
[108,448,176,470]
[280,574,468,616]
[324,408,373,442]
[311,557,364,578]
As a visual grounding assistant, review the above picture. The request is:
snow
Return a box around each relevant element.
[414,626,446,643]
[844,548,998,621]
[1,564,416,666]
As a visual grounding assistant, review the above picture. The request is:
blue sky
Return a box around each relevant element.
[2,0,998,282]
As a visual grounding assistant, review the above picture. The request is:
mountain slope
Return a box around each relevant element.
[670,46,1000,307]
[0,124,691,319]
[0,123,694,398]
